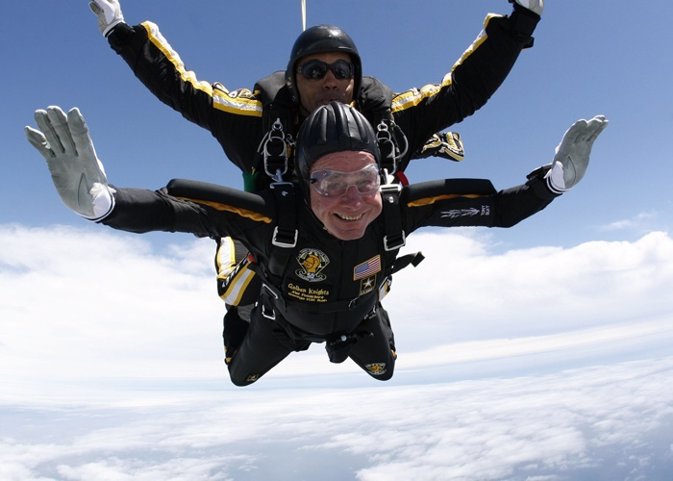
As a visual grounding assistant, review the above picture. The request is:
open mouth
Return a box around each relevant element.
[334,212,364,222]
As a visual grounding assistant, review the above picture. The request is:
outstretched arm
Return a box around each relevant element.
[392,1,543,166]
[25,107,271,240]
[88,0,261,173]
[405,115,609,230]
[25,106,116,221]
[25,106,204,235]
[25,106,181,234]
[495,114,609,227]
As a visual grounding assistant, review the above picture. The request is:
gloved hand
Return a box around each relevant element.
[512,0,544,16]
[546,115,609,193]
[25,106,115,220]
[89,0,124,36]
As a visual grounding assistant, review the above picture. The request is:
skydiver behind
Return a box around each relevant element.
[88,0,545,361]
[26,101,608,386]
[88,0,542,179]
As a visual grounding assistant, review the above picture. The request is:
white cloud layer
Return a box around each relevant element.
[2,224,673,479]
[2,224,673,393]
[1,357,672,481]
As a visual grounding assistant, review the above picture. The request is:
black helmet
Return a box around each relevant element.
[295,101,380,180]
[285,25,362,104]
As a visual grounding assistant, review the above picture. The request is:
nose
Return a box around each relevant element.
[321,70,339,88]
[341,184,363,201]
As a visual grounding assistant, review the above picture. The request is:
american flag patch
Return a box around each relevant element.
[353,255,381,280]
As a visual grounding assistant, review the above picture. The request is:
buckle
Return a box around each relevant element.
[270,180,294,189]
[262,283,280,300]
[260,283,278,320]
[379,182,401,197]
[272,226,298,248]
[261,303,276,320]
[383,231,406,251]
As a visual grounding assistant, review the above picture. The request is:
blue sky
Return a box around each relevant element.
[4,0,673,248]
[2,1,673,480]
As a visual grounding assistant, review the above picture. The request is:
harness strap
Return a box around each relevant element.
[260,281,378,316]
[253,72,296,190]
[267,180,298,279]
[256,281,379,346]
[379,183,406,251]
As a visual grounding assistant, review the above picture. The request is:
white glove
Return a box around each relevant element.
[546,115,609,194]
[89,0,124,36]
[25,106,115,221]
[514,0,543,16]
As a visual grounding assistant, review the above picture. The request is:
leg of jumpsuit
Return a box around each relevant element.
[347,303,396,381]
[227,305,311,386]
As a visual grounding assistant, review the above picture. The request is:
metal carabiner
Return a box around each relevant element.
[261,118,290,178]
[376,120,399,175]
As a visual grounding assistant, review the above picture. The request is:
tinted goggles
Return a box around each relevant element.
[298,59,355,81]
[309,164,380,197]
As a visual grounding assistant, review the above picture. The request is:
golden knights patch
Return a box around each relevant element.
[295,248,330,282]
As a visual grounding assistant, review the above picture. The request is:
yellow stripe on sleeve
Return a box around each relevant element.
[407,193,485,208]
[176,196,273,224]
[391,14,496,113]
[141,21,263,117]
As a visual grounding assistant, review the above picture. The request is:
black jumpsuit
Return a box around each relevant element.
[105,8,539,174]
[101,171,557,386]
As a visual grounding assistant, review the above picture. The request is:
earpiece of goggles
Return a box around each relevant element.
[309,163,381,197]
[298,59,355,81]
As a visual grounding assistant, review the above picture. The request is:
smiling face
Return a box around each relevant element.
[295,52,355,115]
[308,151,382,241]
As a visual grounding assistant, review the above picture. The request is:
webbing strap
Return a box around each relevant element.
[260,280,378,319]
[391,251,425,274]
[267,181,298,278]
[379,183,406,251]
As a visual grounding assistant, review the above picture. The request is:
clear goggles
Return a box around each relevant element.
[298,59,355,81]
[309,163,381,197]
